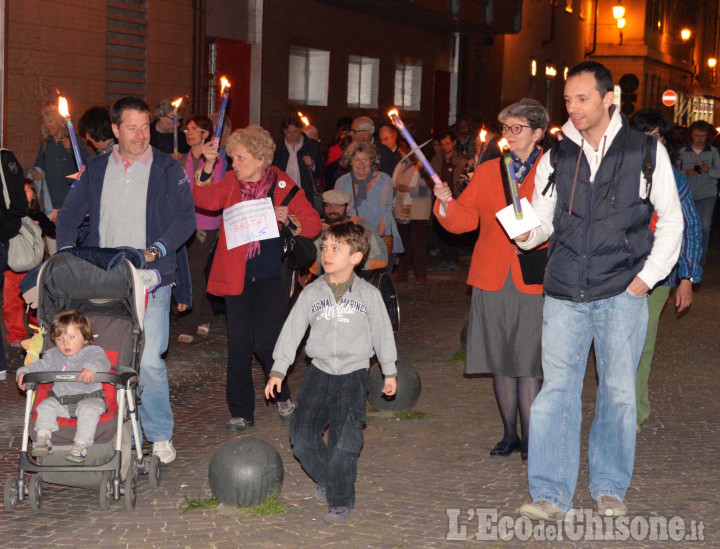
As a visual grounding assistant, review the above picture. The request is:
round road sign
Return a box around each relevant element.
[662,90,677,107]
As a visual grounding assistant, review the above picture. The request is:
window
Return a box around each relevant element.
[347,55,379,109]
[394,64,422,111]
[288,46,329,106]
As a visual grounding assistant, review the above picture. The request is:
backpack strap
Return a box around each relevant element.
[642,134,657,200]
[541,143,561,196]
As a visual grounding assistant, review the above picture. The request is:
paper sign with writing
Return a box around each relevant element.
[223,198,279,250]
[495,197,541,239]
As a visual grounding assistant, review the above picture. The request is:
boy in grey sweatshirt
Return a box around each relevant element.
[266,221,397,524]
[17,310,111,463]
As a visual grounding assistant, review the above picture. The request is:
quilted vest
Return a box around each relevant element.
[544,121,654,302]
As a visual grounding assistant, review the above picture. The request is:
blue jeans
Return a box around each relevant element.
[694,195,716,264]
[138,285,173,442]
[528,292,648,511]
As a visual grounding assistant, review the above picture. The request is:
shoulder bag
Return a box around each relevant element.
[0,150,44,272]
[278,185,317,270]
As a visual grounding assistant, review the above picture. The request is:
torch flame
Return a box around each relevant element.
[549,127,561,135]
[58,96,70,118]
[220,76,231,94]
[498,137,509,151]
[387,108,399,119]
[297,112,310,127]
[479,129,487,143]
[171,97,183,109]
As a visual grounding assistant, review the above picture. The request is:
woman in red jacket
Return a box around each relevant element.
[434,99,549,464]
[194,125,322,431]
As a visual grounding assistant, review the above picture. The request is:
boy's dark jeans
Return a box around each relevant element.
[290,364,368,509]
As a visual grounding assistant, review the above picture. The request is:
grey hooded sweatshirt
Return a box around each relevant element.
[271,275,397,379]
[17,345,111,397]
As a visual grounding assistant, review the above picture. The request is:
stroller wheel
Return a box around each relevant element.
[3,476,18,512]
[148,455,161,489]
[124,459,138,510]
[99,472,113,510]
[28,475,43,511]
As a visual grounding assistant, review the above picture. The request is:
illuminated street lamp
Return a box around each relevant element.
[709,58,717,85]
[613,2,626,45]
[612,1,625,20]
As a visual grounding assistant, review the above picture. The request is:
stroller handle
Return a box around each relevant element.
[22,371,138,390]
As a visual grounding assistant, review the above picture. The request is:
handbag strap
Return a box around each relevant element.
[280,184,301,207]
[0,148,11,209]
[498,158,513,207]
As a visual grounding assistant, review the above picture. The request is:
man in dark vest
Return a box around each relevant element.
[515,62,683,520]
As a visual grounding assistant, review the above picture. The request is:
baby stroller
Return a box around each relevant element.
[3,252,161,511]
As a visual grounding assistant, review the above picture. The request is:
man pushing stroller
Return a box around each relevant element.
[16,311,110,463]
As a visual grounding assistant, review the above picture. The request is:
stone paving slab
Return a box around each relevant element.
[0,250,718,547]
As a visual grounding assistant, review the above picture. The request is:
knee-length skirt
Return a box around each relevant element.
[465,271,543,379]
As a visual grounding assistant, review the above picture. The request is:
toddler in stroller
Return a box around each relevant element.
[17,310,111,463]
[4,251,162,512]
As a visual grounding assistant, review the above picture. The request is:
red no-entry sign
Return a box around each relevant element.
[662,90,677,107]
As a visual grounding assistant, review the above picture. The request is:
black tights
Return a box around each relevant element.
[492,374,542,453]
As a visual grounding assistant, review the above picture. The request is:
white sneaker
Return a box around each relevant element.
[277,398,296,422]
[152,440,176,464]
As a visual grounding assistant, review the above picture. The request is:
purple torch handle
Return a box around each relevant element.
[213,90,229,148]
[389,111,450,200]
[502,149,523,219]
[173,109,178,156]
[65,118,84,170]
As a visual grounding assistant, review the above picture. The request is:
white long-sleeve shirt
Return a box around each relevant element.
[518,109,683,289]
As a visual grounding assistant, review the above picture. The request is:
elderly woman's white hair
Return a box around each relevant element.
[225,125,276,170]
[340,141,380,171]
[498,98,549,133]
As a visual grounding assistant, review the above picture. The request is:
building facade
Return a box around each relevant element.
[2,0,719,169]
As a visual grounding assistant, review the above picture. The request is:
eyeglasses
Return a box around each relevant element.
[352,157,370,164]
[500,124,533,135]
[183,126,205,133]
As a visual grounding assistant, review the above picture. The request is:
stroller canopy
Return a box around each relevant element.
[36,253,145,333]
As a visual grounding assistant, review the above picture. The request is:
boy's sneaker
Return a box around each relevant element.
[152,440,176,464]
[277,399,296,422]
[323,506,352,524]
[65,442,88,463]
[226,417,254,432]
[314,485,327,503]
[596,496,627,517]
[519,500,566,521]
[31,436,52,457]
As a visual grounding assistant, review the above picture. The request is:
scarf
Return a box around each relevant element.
[511,146,541,185]
[238,166,276,259]
[351,169,374,206]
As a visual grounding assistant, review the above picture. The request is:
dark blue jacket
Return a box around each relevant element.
[272,135,325,205]
[544,121,654,302]
[56,146,196,288]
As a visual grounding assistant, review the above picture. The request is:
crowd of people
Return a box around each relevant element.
[0,58,713,524]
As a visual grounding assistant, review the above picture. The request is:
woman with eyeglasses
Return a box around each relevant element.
[334,142,404,260]
[433,98,549,464]
[177,114,225,343]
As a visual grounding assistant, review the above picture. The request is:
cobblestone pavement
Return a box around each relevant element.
[0,245,718,548]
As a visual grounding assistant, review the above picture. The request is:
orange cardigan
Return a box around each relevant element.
[433,154,547,294]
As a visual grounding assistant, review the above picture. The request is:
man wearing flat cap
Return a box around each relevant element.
[311,189,388,272]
